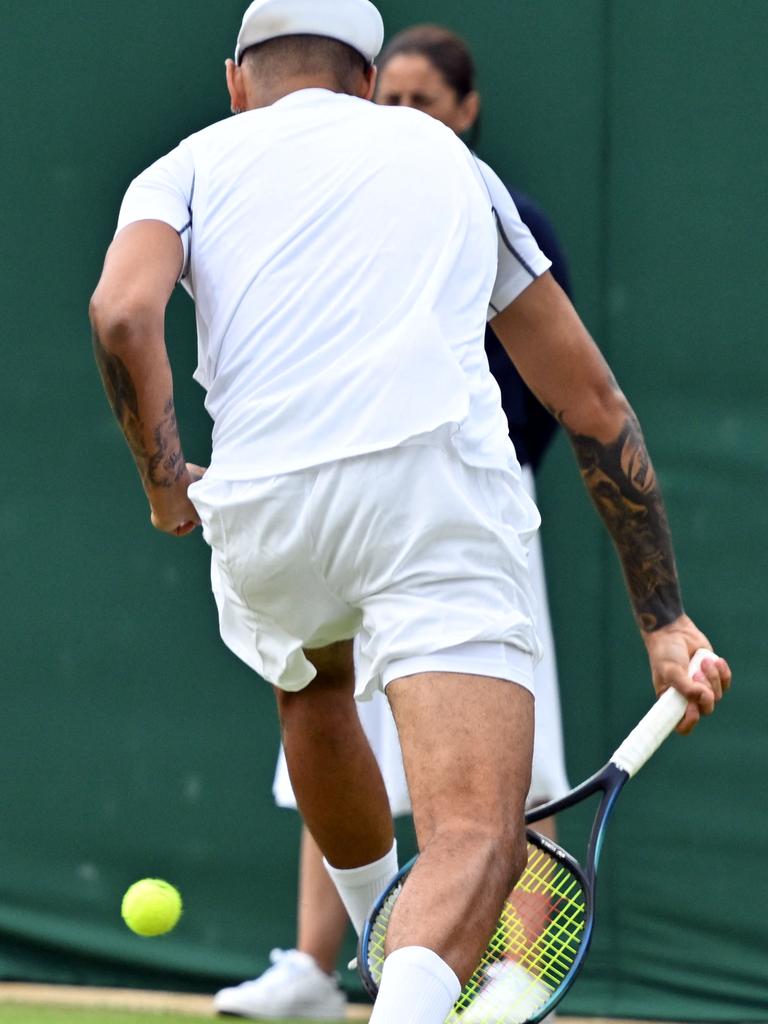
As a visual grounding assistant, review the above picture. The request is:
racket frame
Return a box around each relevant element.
[358,763,631,1014]
[360,819,602,1011]
[526,760,629,886]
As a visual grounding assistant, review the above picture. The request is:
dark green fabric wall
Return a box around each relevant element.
[1,1,765,1017]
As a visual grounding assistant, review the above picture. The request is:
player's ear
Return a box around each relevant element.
[225,58,247,114]
[456,90,480,134]
[361,64,378,101]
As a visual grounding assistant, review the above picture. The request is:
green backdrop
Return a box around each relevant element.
[0,0,765,1018]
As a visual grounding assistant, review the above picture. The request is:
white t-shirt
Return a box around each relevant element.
[116,88,551,479]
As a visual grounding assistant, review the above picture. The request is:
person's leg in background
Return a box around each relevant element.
[214,641,398,1021]
[214,826,349,1019]
[296,828,349,975]
[214,686,409,1019]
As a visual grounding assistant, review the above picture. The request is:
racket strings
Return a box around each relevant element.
[365,883,402,987]
[449,842,587,1022]
[364,840,587,1024]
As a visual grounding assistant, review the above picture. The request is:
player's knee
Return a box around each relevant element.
[504,828,529,889]
[431,818,526,888]
[274,687,300,725]
[479,820,527,890]
[275,685,357,740]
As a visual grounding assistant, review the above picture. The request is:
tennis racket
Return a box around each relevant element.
[358,648,718,1024]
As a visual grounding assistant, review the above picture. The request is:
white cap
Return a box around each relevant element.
[235,0,384,65]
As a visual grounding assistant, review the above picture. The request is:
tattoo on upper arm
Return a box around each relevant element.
[567,412,683,632]
[92,330,185,489]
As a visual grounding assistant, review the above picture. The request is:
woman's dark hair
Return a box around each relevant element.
[378,24,476,100]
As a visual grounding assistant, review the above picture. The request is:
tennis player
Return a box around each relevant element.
[89,1,730,1021]
[214,24,576,1019]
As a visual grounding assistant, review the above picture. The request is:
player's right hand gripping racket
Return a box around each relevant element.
[358,649,718,1023]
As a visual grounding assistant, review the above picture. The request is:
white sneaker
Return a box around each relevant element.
[214,948,347,1020]
[459,959,552,1024]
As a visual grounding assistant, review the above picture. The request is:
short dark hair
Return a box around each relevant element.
[378,25,476,100]
[241,34,369,94]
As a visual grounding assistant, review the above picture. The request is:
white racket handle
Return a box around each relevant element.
[611,648,717,778]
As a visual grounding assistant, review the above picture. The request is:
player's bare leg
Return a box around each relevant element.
[276,640,393,867]
[297,825,350,974]
[276,640,397,935]
[385,670,534,984]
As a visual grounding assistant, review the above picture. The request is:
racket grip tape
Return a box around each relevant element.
[611,648,717,777]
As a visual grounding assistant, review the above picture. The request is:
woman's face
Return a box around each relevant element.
[375,53,479,135]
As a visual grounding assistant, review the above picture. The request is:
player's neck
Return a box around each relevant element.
[245,75,351,109]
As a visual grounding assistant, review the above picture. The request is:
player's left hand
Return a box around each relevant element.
[149,467,203,536]
[642,614,731,734]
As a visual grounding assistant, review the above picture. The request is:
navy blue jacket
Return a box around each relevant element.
[484,189,571,473]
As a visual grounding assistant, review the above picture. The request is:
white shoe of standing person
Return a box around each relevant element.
[459,959,553,1024]
[213,948,347,1019]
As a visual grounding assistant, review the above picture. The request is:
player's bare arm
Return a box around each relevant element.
[90,220,200,536]
[491,272,731,727]
[567,410,680,633]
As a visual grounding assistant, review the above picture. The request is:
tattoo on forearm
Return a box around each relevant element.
[92,330,185,489]
[566,412,683,632]
[147,400,186,486]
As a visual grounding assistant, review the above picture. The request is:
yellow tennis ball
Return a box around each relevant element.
[121,878,182,937]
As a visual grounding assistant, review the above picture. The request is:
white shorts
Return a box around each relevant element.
[189,426,542,702]
[271,466,570,815]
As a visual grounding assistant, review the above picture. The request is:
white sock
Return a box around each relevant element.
[323,841,398,936]
[369,946,461,1024]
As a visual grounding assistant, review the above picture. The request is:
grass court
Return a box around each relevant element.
[0,985,662,1024]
